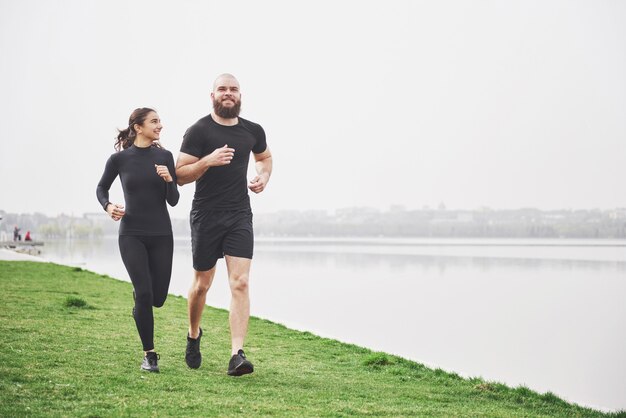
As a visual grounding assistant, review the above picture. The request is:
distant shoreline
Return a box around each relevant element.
[84,235,626,248]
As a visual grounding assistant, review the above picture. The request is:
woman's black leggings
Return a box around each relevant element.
[119,235,173,351]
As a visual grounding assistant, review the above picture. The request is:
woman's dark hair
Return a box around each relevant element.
[114,107,161,151]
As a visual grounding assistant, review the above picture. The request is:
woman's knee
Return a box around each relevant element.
[153,294,168,308]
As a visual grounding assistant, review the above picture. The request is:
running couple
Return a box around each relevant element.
[96,73,273,374]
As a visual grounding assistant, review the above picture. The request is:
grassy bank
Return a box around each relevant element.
[0,261,621,417]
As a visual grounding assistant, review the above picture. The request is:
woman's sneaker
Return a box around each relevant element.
[227,349,254,376]
[185,328,202,369]
[141,352,160,373]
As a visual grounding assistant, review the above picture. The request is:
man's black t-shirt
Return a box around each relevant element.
[180,115,267,211]
[96,145,179,236]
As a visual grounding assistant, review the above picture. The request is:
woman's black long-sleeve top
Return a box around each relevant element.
[96,144,179,236]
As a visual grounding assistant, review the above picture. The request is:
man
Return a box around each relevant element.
[176,74,272,376]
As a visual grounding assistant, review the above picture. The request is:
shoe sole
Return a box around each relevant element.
[227,362,254,376]
[141,367,160,373]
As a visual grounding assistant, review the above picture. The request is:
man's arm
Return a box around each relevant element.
[248,147,273,194]
[175,146,235,186]
[175,152,204,186]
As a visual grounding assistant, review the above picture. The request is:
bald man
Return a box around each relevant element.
[176,74,273,376]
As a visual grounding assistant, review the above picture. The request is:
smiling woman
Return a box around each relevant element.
[114,107,163,152]
[95,107,179,373]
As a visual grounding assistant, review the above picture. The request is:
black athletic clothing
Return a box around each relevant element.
[180,115,267,211]
[190,208,254,271]
[96,144,179,352]
[119,235,173,351]
[96,144,179,235]
[181,115,266,270]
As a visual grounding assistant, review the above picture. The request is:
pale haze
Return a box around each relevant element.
[1,0,625,218]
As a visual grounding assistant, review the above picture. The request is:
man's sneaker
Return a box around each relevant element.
[227,349,254,376]
[185,328,202,369]
[141,352,160,373]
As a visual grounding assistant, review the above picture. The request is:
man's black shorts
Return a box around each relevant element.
[190,208,254,271]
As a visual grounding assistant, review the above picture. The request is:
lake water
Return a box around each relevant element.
[39,237,626,412]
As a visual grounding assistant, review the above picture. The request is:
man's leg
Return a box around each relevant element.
[224,255,251,355]
[224,255,254,376]
[188,267,216,338]
[185,267,216,369]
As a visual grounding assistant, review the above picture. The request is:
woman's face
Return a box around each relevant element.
[136,111,162,141]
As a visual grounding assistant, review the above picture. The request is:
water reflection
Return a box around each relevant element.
[257,246,626,273]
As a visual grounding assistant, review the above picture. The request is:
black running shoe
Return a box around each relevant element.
[141,352,160,373]
[185,328,202,369]
[227,349,254,376]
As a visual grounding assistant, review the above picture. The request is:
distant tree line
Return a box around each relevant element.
[2,207,626,240]
[253,207,626,239]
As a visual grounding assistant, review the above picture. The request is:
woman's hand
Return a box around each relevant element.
[106,203,125,221]
[155,164,173,182]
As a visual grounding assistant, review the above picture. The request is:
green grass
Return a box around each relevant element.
[0,260,623,417]
[63,296,89,309]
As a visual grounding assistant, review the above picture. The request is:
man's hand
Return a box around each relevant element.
[248,173,269,194]
[203,144,235,167]
[106,203,125,221]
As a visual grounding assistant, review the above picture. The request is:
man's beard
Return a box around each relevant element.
[213,97,241,119]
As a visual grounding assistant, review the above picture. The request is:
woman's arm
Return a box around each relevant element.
[96,156,125,220]
[162,153,179,206]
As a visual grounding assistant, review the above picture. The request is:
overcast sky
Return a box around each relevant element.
[1,0,625,218]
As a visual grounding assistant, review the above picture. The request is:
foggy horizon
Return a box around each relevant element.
[4,203,626,220]
[1,1,625,219]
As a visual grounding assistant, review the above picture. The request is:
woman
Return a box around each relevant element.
[96,107,179,372]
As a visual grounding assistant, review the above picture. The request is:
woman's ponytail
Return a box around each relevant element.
[114,126,136,151]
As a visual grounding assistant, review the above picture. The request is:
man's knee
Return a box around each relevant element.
[229,272,249,293]
[191,268,216,294]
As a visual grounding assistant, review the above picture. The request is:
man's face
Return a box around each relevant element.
[212,77,241,119]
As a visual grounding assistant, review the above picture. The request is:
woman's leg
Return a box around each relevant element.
[118,235,155,352]
[147,235,174,308]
